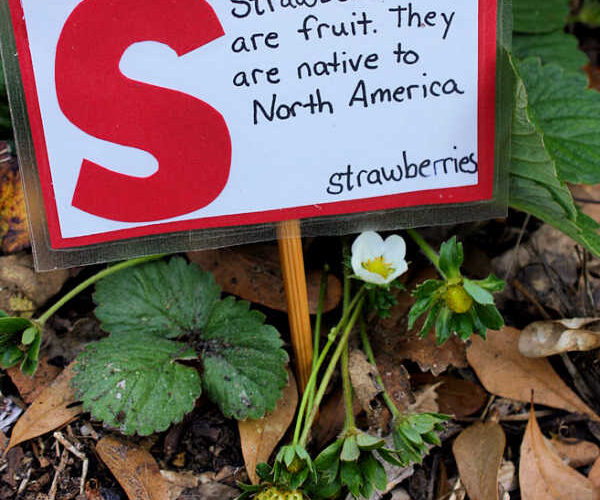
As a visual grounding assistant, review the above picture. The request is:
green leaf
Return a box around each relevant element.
[419,301,442,338]
[513,32,588,73]
[94,257,221,339]
[412,279,444,300]
[463,279,495,305]
[0,317,33,335]
[1,345,23,368]
[518,58,600,184]
[475,275,506,293]
[475,304,505,331]
[438,237,463,279]
[93,258,288,422]
[341,435,360,462]
[408,296,435,330]
[356,432,385,451]
[200,297,288,420]
[450,313,474,341]
[509,70,577,220]
[510,177,600,257]
[21,327,37,346]
[509,57,600,258]
[72,335,202,436]
[435,307,453,345]
[513,0,570,33]
[340,461,362,498]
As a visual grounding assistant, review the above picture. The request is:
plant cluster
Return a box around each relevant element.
[239,230,504,499]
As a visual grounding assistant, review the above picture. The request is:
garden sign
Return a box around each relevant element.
[0,0,509,270]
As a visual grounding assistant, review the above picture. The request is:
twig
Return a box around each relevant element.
[513,279,553,320]
[54,431,88,495]
[16,467,31,495]
[48,448,69,500]
[456,410,555,422]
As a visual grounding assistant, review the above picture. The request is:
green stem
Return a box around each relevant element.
[406,229,445,278]
[341,238,354,429]
[37,254,166,325]
[299,297,365,447]
[306,265,329,422]
[341,342,355,429]
[359,317,402,420]
[292,286,366,446]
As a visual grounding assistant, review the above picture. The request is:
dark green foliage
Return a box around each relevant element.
[73,257,288,434]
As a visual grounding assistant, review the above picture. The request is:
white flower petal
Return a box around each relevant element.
[382,234,407,263]
[351,231,384,276]
[351,231,409,286]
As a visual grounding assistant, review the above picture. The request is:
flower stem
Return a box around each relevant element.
[341,342,355,429]
[299,297,365,447]
[37,254,166,325]
[406,229,445,279]
[306,265,329,421]
[292,287,366,446]
[341,238,355,430]
[359,317,402,420]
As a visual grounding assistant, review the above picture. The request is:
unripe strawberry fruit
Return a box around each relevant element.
[256,487,305,500]
[445,285,473,314]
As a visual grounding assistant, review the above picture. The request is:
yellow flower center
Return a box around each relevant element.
[362,256,395,279]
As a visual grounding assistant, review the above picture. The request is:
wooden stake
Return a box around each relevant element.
[277,219,313,392]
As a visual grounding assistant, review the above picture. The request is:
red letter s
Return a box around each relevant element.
[55,0,231,222]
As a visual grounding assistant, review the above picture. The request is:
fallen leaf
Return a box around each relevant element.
[453,421,506,500]
[467,327,599,420]
[177,482,238,500]
[376,353,414,413]
[7,363,82,451]
[371,268,467,376]
[0,253,69,315]
[411,374,487,418]
[161,470,201,500]
[97,435,169,500]
[519,319,600,358]
[0,144,29,253]
[519,407,600,499]
[547,437,600,468]
[589,458,600,489]
[188,245,342,314]
[7,355,61,403]
[349,350,382,412]
[238,369,298,484]
[408,383,441,414]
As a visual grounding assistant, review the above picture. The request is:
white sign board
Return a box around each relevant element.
[7,0,497,249]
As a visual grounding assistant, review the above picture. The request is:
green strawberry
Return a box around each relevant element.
[256,486,306,500]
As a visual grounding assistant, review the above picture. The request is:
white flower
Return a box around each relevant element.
[351,231,408,286]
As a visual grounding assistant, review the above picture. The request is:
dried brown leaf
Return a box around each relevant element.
[7,363,82,451]
[520,407,600,499]
[412,374,487,418]
[519,319,600,358]
[589,458,600,489]
[349,350,382,412]
[467,327,599,420]
[97,435,169,500]
[188,245,342,313]
[7,355,61,404]
[453,421,506,500]
[547,437,600,468]
[0,144,29,253]
[238,369,298,484]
